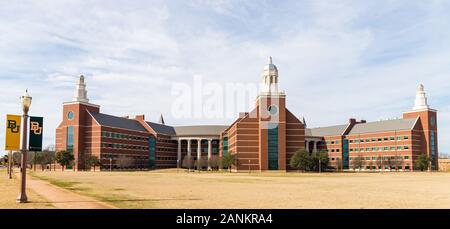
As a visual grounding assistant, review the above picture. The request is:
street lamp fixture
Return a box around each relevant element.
[17,89,32,203]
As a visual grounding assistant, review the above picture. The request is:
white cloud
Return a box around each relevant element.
[0,0,449,156]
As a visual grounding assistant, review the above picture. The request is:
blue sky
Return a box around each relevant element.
[1,0,449,156]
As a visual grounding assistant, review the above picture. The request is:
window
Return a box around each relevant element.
[360,148,364,152]
[366,138,370,142]
[372,147,376,151]
[378,138,382,142]
[384,137,388,141]
[390,136,395,141]
[355,139,359,143]
[331,149,335,152]
[404,156,409,159]
[372,138,377,142]
[372,157,376,160]
[331,141,335,144]
[349,140,354,143]
[397,146,403,150]
[267,123,279,170]
[366,147,370,152]
[378,147,383,151]
[349,157,353,161]
[335,140,340,144]
[390,146,395,151]
[366,157,370,160]
[404,136,409,140]
[67,126,74,152]
[404,146,409,150]
[397,136,402,140]
[384,147,388,151]
[350,148,354,152]
[336,149,340,152]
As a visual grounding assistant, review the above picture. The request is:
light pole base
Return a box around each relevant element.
[16,194,28,203]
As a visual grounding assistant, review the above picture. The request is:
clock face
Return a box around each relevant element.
[268,105,278,115]
[67,111,74,120]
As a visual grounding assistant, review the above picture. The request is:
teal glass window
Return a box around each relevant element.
[268,123,278,170]
[223,137,229,155]
[67,126,74,152]
[148,136,156,168]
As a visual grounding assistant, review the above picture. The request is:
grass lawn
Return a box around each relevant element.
[0,168,53,209]
[29,169,450,209]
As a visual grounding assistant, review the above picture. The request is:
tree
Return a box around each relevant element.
[182,155,194,170]
[351,155,363,171]
[335,157,343,172]
[86,155,101,171]
[38,151,55,171]
[197,156,208,171]
[415,154,431,171]
[311,150,329,172]
[289,149,310,172]
[375,156,384,171]
[55,151,74,171]
[367,159,374,171]
[116,155,134,170]
[221,153,235,172]
[209,155,220,170]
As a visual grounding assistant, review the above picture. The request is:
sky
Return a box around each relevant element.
[1,0,450,156]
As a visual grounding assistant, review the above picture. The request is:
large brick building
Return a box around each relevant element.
[56,57,438,171]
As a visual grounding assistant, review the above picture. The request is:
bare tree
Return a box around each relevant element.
[376,155,384,171]
[197,156,208,171]
[367,159,374,171]
[182,155,194,170]
[335,157,342,172]
[209,155,220,170]
[116,155,134,170]
[352,155,363,171]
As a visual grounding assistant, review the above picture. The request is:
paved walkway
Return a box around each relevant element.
[27,175,116,209]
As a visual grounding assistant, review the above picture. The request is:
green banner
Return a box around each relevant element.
[29,116,43,151]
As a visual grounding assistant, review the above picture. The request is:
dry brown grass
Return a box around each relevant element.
[0,168,54,209]
[31,169,450,209]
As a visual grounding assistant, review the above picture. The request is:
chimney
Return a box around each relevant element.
[135,114,145,121]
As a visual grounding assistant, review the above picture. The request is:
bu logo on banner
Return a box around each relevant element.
[5,114,21,151]
[30,121,42,135]
[29,116,44,152]
[7,119,20,133]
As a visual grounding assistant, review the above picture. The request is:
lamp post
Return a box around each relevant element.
[17,89,32,203]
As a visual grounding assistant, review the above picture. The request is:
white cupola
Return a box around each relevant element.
[260,56,279,94]
[73,75,89,103]
[412,84,429,110]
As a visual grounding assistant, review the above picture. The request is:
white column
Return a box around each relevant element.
[207,139,212,170]
[177,139,182,168]
[197,139,202,170]
[313,141,317,152]
[305,140,310,153]
[187,139,192,157]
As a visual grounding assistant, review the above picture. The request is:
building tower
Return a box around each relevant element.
[56,75,100,171]
[256,57,287,170]
[403,84,438,170]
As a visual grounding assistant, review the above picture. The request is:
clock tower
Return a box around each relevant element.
[403,84,438,170]
[256,57,287,170]
[56,75,100,171]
